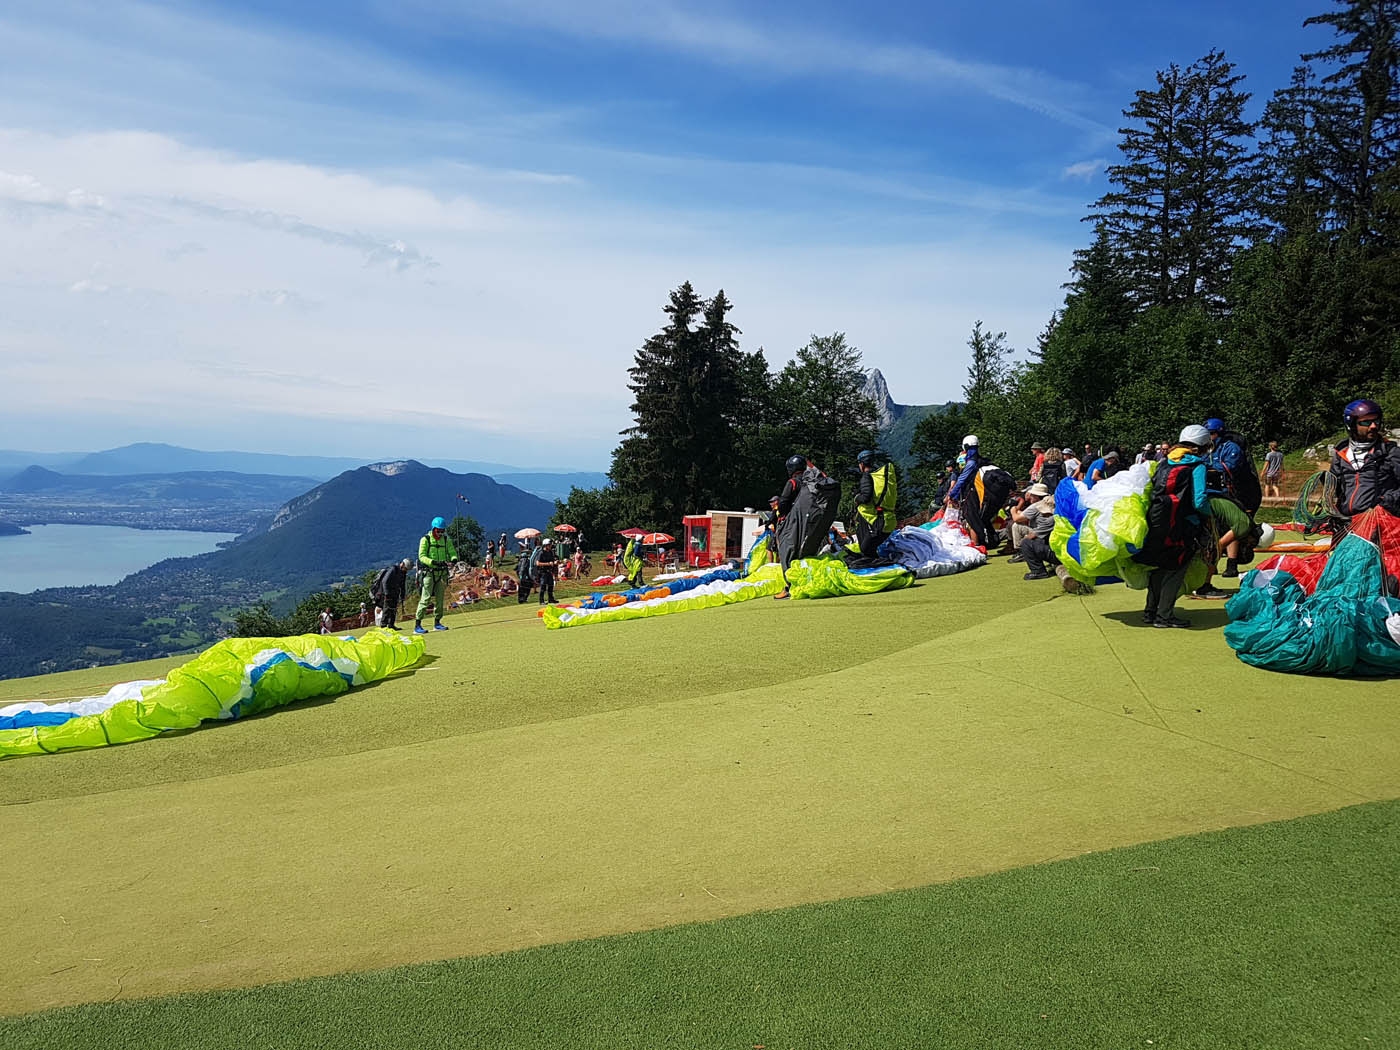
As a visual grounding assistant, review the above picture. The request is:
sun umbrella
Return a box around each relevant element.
[619,528,647,539]
[552,524,578,532]
[514,527,542,539]
[641,532,675,545]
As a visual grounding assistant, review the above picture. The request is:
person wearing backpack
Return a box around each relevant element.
[1134,425,1212,628]
[1198,417,1261,595]
[516,542,536,604]
[372,558,410,630]
[415,517,458,633]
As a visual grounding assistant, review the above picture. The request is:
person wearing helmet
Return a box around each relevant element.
[849,450,898,556]
[622,534,645,589]
[534,537,559,605]
[1328,398,1400,538]
[1134,425,1212,628]
[945,436,981,508]
[414,516,459,633]
[771,455,811,598]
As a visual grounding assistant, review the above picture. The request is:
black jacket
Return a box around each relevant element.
[1328,439,1400,517]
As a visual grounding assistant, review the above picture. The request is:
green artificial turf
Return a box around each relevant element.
[3,557,1397,1020]
[6,799,1396,1050]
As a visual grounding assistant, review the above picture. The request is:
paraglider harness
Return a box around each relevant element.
[1137,456,1205,569]
[1206,429,1262,516]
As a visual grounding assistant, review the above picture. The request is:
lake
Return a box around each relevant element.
[0,524,238,594]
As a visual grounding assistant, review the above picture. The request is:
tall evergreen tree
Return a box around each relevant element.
[1303,0,1400,241]
[609,282,748,527]
[1254,65,1333,238]
[1178,49,1258,301]
[1090,62,1190,307]
[1091,53,1254,307]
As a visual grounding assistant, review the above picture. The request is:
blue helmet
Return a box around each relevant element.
[1344,398,1383,437]
[431,516,446,530]
[1204,417,1225,433]
[857,449,877,466]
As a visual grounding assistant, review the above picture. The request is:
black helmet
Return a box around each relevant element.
[785,454,807,475]
[857,449,877,466]
[1344,398,1383,438]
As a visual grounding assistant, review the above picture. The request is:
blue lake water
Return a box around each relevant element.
[0,524,237,594]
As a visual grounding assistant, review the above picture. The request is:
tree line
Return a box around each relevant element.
[911,0,1400,489]
[555,282,881,537]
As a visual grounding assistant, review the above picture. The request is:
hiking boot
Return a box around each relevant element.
[1154,615,1191,629]
[1222,560,1240,578]
[1022,571,1051,580]
[434,622,448,631]
[413,624,428,634]
[1007,554,1025,563]
[1193,585,1229,600]
[1141,610,1158,625]
[773,590,790,600]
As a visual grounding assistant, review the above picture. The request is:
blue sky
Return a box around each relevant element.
[0,0,1324,469]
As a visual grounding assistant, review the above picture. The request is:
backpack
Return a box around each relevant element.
[1137,460,1205,569]
[371,566,391,601]
[1209,430,1262,515]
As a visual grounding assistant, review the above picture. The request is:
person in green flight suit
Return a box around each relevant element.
[414,515,459,634]
[848,449,898,557]
[622,535,644,588]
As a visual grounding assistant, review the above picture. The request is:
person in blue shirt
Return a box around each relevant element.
[1085,450,1121,487]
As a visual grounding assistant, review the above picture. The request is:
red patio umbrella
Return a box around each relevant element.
[640,532,675,545]
[619,528,647,539]
[552,524,578,532]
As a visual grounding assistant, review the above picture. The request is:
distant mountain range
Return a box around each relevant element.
[862,369,960,468]
[0,467,322,533]
[0,443,607,502]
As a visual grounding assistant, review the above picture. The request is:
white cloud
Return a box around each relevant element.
[0,125,1074,465]
[1061,159,1105,180]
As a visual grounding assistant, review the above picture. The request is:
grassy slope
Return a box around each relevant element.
[2,558,1397,1024]
[7,800,1396,1049]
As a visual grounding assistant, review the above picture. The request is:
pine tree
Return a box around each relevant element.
[1090,62,1190,307]
[1254,65,1333,238]
[1090,53,1255,307]
[1303,0,1400,241]
[1178,49,1258,301]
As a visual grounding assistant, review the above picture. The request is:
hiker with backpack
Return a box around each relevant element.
[1194,417,1263,596]
[371,559,411,630]
[1134,425,1212,629]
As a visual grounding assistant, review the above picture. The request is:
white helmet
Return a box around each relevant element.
[1178,424,1212,448]
[962,434,979,447]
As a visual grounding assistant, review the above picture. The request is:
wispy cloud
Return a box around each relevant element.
[399,0,1112,136]
[1061,159,1105,180]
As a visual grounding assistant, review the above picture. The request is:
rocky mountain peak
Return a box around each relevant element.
[367,460,425,477]
[862,368,898,430]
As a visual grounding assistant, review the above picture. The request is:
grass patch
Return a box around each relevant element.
[6,800,1395,1050]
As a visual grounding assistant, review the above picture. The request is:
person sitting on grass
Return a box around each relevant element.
[501,575,518,596]
[1133,425,1211,629]
[1007,483,1057,579]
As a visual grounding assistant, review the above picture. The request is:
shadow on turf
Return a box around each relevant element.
[1102,607,1231,631]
